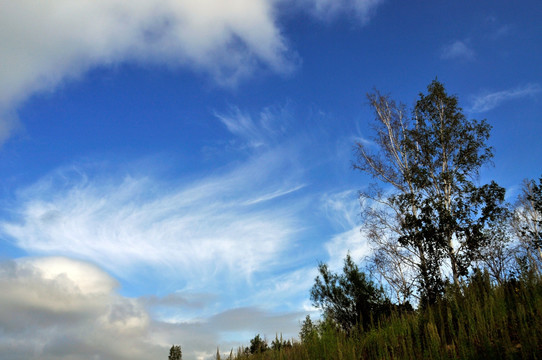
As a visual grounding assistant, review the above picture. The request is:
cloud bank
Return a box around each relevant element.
[0,257,161,360]
[0,257,303,360]
[0,0,290,104]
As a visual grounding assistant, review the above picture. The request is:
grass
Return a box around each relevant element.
[229,272,542,360]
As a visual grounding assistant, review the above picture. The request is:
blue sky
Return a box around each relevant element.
[0,1,541,359]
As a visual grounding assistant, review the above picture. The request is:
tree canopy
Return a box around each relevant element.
[168,345,182,360]
[354,80,507,305]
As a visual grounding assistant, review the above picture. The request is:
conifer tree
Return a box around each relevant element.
[168,345,182,360]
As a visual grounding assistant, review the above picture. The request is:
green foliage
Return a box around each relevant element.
[249,334,268,354]
[230,273,542,360]
[299,315,317,344]
[525,176,542,250]
[222,85,542,360]
[355,80,507,305]
[168,345,182,360]
[271,334,292,351]
[402,81,507,300]
[310,254,390,331]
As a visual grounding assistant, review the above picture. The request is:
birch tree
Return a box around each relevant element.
[513,177,542,273]
[355,80,507,305]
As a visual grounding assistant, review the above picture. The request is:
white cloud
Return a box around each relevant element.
[215,104,293,149]
[0,0,385,144]
[0,0,294,143]
[321,190,359,230]
[299,0,385,23]
[0,0,291,105]
[469,83,542,113]
[0,257,160,360]
[440,40,475,61]
[320,191,371,271]
[325,227,371,271]
[0,257,304,360]
[1,150,306,288]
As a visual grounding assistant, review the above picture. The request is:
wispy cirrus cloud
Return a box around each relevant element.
[440,40,475,61]
[469,83,542,113]
[321,190,371,271]
[215,104,294,149]
[298,0,385,23]
[0,149,306,288]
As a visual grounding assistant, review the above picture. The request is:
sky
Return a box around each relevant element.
[0,0,541,359]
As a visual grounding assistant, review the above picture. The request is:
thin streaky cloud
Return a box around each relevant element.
[215,104,293,149]
[301,0,385,23]
[320,190,371,271]
[242,184,307,206]
[470,83,542,113]
[0,150,307,287]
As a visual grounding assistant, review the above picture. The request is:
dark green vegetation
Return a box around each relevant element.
[212,81,542,359]
[169,345,182,360]
[229,273,542,360]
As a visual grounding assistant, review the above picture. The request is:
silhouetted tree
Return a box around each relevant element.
[249,334,268,354]
[168,345,182,360]
[476,214,515,285]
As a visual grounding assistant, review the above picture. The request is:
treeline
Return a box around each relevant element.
[220,81,542,359]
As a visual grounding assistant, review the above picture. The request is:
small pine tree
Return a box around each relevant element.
[299,315,316,343]
[249,334,268,354]
[169,345,182,360]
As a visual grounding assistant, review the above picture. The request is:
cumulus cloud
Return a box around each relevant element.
[469,83,542,113]
[0,257,304,360]
[0,257,162,360]
[440,40,475,61]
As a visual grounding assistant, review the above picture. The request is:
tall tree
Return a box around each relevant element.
[355,80,506,305]
[512,176,542,273]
